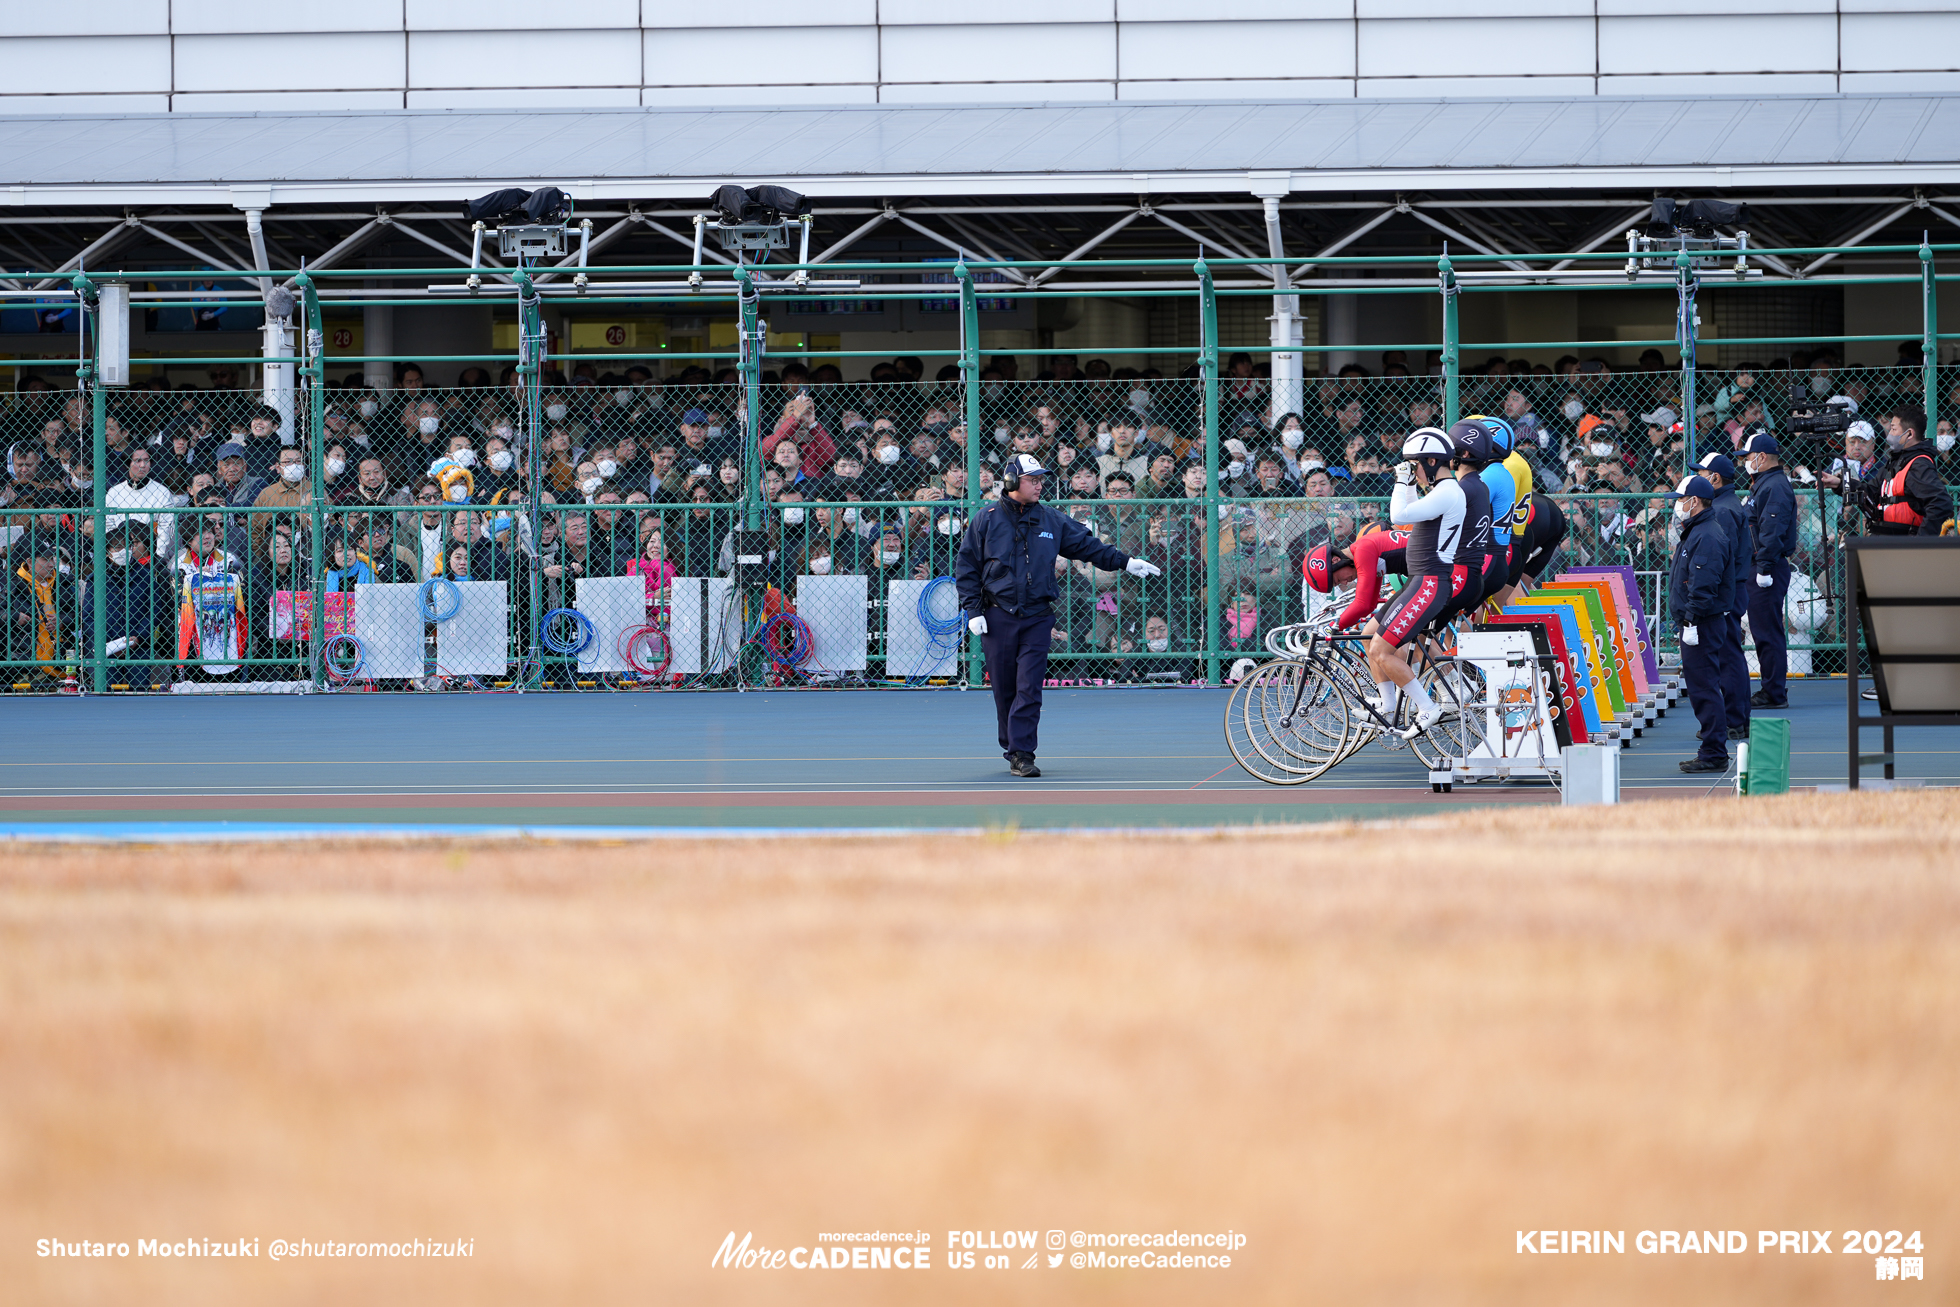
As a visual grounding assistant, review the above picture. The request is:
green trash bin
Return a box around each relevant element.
[1741,717,1791,795]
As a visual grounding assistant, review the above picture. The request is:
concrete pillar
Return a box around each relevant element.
[363,286,393,391]
[1323,294,1358,374]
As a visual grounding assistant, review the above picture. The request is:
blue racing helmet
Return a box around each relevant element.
[1470,414,1515,456]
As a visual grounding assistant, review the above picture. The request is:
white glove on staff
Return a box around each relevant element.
[1126,558,1163,578]
[1681,624,1699,646]
[968,615,988,636]
[1756,573,1773,588]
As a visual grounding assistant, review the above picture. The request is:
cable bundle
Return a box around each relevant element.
[319,633,367,687]
[541,607,595,656]
[419,576,462,623]
[763,612,814,668]
[620,624,673,677]
[919,575,966,660]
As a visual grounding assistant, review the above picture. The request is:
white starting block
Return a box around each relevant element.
[1427,629,1565,791]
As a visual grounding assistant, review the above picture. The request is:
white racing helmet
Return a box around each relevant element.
[1400,426,1454,471]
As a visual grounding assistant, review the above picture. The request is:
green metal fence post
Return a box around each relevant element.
[516,269,545,685]
[1922,235,1938,427]
[73,274,107,694]
[296,271,327,688]
[736,266,766,686]
[1677,247,1698,469]
[1439,253,1459,426]
[1197,258,1221,686]
[956,258,982,688]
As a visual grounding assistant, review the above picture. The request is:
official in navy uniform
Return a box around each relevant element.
[1667,474,1734,774]
[1693,451,1751,741]
[954,453,1162,777]
[1739,432,1797,708]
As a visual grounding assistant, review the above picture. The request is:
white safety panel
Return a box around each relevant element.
[794,573,869,672]
[667,577,735,675]
[575,575,648,674]
[884,578,961,679]
[435,580,509,676]
[351,582,426,679]
[1457,629,1561,765]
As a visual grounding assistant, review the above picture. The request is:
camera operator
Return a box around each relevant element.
[1820,405,1952,537]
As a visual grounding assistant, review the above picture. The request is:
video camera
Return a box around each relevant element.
[1786,383,1854,440]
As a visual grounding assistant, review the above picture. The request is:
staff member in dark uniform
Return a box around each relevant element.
[1693,451,1751,741]
[1668,474,1735,774]
[1740,432,1796,709]
[1849,405,1954,537]
[955,453,1161,777]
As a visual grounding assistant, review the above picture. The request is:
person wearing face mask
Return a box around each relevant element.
[104,447,177,564]
[1844,405,1953,538]
[955,453,1163,778]
[1738,433,1797,710]
[1116,613,1193,683]
[477,436,518,499]
[1666,474,1736,774]
[1690,451,1752,743]
[90,521,173,689]
[249,446,314,562]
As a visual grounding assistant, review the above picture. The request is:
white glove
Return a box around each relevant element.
[1223,438,1249,461]
[1226,460,1246,479]
[1681,624,1698,646]
[968,615,988,636]
[1125,558,1162,578]
[1755,573,1773,588]
[1394,460,1415,485]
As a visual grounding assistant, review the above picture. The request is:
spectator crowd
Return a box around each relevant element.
[3,341,1954,688]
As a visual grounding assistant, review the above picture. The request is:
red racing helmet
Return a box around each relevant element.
[1302,541,1352,593]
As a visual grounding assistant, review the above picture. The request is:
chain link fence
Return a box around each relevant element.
[4,359,1954,692]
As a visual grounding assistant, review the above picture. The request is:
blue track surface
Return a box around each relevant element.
[0,678,1949,833]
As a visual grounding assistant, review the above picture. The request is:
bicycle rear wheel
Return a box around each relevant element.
[1409,656,1490,772]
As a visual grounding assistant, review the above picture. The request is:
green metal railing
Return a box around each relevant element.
[1,238,1954,693]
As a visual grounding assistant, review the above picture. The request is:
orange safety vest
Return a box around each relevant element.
[1879,452,1933,529]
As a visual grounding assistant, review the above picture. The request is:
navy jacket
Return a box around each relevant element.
[1706,482,1748,613]
[1669,508,1732,628]
[954,495,1131,618]
[1744,465,1797,571]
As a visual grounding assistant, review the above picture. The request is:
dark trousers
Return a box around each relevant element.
[1681,632,1730,762]
[1746,559,1791,704]
[1719,610,1751,732]
[982,606,1054,757]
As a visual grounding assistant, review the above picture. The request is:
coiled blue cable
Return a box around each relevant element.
[919,575,965,659]
[542,607,595,656]
[763,612,814,667]
[420,576,462,623]
[320,633,366,686]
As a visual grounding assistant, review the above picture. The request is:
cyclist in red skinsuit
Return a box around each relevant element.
[1302,525,1410,627]
[1336,526,1409,629]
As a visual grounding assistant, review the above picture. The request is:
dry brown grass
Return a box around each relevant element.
[3,790,1957,1306]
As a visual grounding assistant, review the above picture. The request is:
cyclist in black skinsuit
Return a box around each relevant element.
[1434,420,1494,628]
[1493,493,1568,605]
[1365,428,1464,738]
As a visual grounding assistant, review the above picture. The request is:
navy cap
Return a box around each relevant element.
[1665,474,1718,501]
[215,441,246,460]
[1695,451,1735,481]
[682,408,709,424]
[1742,432,1780,458]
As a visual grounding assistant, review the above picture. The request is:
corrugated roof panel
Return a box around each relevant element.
[0,95,1953,189]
